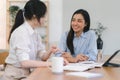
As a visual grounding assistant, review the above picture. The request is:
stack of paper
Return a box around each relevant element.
[63,61,103,72]
[79,61,103,67]
[63,65,93,72]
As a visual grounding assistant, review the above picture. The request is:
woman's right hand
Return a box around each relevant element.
[76,54,88,61]
[63,58,69,65]
[49,45,59,54]
[62,52,78,63]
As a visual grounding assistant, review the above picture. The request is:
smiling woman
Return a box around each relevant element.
[63,0,120,55]
[56,9,98,63]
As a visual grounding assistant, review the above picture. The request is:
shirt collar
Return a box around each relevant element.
[24,21,35,35]
[74,32,87,39]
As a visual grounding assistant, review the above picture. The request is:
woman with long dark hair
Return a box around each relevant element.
[58,9,97,63]
[2,0,58,80]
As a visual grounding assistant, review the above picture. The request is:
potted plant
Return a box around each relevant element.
[9,5,20,26]
[91,22,107,49]
[91,22,107,62]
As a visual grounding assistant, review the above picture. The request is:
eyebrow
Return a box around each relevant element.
[78,19,84,20]
[72,18,84,21]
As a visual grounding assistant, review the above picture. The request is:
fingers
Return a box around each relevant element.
[63,58,69,66]
[78,57,86,61]
[50,46,60,53]
[81,54,89,60]
[76,54,89,61]
[66,57,78,63]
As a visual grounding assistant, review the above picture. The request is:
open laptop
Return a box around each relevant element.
[85,49,120,67]
[91,49,120,67]
[102,49,120,67]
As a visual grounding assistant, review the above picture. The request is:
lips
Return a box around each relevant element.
[73,26,79,30]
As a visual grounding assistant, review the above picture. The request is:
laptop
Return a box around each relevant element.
[92,49,120,67]
[102,49,120,67]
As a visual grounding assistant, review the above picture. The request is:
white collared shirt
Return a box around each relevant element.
[5,21,46,67]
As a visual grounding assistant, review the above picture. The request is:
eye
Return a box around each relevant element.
[78,19,84,23]
[72,18,75,22]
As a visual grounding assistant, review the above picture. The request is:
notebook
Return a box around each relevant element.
[63,61,101,72]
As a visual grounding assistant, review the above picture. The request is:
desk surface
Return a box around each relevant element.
[27,67,120,80]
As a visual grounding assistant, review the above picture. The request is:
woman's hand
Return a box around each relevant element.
[76,54,89,61]
[63,58,69,66]
[49,45,59,54]
[66,57,78,63]
[62,52,78,63]
[42,46,59,61]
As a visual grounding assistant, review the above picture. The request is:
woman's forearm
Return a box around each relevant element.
[20,60,51,68]
[41,51,52,61]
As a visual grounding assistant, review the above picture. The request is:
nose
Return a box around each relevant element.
[73,21,78,26]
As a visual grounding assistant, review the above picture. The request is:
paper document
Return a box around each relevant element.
[66,72,103,78]
[64,65,93,72]
[63,61,103,71]
[79,61,104,67]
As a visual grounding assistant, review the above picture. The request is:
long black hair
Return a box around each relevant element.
[8,0,47,42]
[67,9,90,55]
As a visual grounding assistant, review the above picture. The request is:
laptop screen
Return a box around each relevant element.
[103,50,120,67]
[109,52,120,64]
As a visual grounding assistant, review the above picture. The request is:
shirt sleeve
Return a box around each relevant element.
[55,32,68,56]
[12,32,30,62]
[59,32,68,51]
[86,31,98,61]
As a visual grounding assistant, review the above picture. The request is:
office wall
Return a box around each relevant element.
[63,0,120,55]
[49,0,63,46]
[0,0,6,49]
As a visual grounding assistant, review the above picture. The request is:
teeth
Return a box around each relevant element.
[74,27,78,29]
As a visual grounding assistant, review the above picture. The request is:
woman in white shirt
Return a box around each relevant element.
[2,0,58,80]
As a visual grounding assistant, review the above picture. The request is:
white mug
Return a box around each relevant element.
[51,57,64,74]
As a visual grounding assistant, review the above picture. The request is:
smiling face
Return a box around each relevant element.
[71,13,86,34]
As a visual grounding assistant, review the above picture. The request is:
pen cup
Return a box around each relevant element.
[51,57,64,74]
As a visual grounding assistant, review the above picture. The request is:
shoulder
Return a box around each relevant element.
[11,23,28,38]
[82,30,96,39]
[60,31,69,41]
[62,31,69,37]
[84,30,96,36]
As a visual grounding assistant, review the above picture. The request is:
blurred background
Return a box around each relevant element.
[0,0,120,55]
